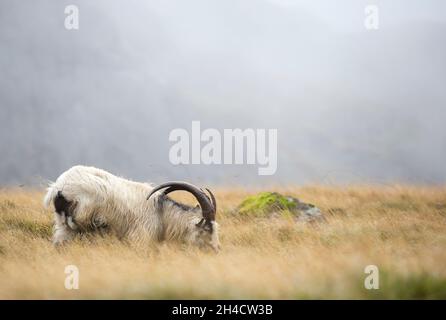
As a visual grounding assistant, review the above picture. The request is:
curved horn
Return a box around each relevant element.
[147,181,216,222]
[162,186,217,216]
[205,188,217,213]
[162,186,217,215]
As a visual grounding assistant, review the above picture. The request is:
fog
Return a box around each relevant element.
[1,0,445,186]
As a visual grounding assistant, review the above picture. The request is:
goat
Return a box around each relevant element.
[43,165,220,251]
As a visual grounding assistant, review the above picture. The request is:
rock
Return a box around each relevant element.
[236,192,324,222]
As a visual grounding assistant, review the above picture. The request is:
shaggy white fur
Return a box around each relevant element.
[43,166,220,251]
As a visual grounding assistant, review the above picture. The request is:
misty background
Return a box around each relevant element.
[1,0,445,186]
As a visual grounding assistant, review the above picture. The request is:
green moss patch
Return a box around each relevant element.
[237,192,299,216]
[236,192,323,222]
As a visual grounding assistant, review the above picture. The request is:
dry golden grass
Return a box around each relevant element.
[1,185,446,299]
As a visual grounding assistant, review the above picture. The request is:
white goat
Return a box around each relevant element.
[43,166,220,251]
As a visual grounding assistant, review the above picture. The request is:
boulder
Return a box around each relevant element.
[237,192,324,222]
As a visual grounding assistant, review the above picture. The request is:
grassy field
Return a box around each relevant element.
[0,185,446,299]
